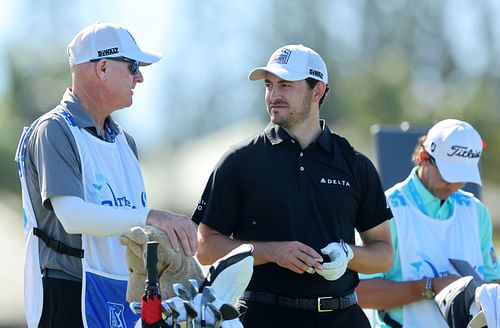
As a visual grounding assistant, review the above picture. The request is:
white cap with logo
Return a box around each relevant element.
[67,22,162,67]
[248,44,328,84]
[423,119,483,185]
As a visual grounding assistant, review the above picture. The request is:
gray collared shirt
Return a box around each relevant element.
[23,88,138,280]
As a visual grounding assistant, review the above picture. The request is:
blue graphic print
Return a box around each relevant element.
[388,190,408,208]
[89,174,144,209]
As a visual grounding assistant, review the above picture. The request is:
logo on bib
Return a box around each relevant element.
[107,302,126,328]
[90,174,144,209]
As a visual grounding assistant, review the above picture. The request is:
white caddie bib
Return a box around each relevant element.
[16,108,145,328]
[58,109,145,328]
[387,184,483,328]
[16,124,44,328]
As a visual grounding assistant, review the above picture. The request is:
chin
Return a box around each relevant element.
[270,115,283,124]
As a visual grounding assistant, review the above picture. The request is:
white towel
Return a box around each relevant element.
[475,283,500,328]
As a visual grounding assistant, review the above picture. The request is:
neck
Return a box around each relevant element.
[72,86,110,129]
[71,68,113,129]
[283,119,322,149]
[416,167,429,189]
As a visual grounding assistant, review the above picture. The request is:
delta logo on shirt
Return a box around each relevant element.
[320,177,351,187]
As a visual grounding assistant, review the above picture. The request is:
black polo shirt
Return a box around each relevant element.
[193,121,391,297]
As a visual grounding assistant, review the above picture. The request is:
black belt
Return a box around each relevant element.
[241,290,358,312]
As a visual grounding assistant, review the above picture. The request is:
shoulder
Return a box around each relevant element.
[456,189,492,219]
[208,131,270,177]
[29,110,74,146]
[24,110,81,175]
[451,189,482,208]
[222,131,267,160]
[331,131,376,170]
[122,130,139,158]
[353,150,377,170]
[331,131,355,154]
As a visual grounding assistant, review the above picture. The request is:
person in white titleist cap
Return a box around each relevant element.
[15,22,197,328]
[192,44,394,328]
[357,119,500,328]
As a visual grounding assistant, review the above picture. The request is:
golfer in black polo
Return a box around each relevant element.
[193,44,393,328]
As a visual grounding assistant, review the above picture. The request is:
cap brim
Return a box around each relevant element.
[435,160,482,185]
[248,66,306,81]
[128,49,162,66]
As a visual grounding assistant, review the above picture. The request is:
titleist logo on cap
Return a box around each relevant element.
[447,145,481,159]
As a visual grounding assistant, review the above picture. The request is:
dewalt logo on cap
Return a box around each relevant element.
[97,47,119,57]
[309,69,323,79]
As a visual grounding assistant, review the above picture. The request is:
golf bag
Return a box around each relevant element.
[435,276,482,328]
[133,243,254,327]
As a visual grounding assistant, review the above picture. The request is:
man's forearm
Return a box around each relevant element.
[349,240,393,274]
[357,278,426,309]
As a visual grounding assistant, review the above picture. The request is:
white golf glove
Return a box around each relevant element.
[316,240,354,281]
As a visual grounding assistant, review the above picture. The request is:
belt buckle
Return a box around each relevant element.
[317,296,333,312]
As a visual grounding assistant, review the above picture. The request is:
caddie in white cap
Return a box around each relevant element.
[357,119,500,328]
[194,43,394,327]
[423,119,483,185]
[15,22,198,328]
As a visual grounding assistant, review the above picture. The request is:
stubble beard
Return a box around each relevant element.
[271,92,313,130]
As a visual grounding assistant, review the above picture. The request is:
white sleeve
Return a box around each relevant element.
[51,195,149,236]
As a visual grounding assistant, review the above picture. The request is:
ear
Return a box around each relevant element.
[94,60,107,81]
[419,148,432,165]
[312,82,326,102]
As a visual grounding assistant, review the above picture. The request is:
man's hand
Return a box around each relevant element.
[269,241,323,274]
[146,209,197,256]
[316,240,354,281]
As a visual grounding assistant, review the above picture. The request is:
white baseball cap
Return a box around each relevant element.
[423,119,483,185]
[248,44,328,84]
[67,22,162,66]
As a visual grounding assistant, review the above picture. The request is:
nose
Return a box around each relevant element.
[266,86,281,102]
[134,70,144,83]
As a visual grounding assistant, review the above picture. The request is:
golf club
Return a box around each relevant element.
[188,279,200,295]
[207,303,223,328]
[173,282,193,302]
[160,300,172,322]
[166,299,180,328]
[183,301,198,328]
[200,286,216,328]
[219,303,239,321]
[129,301,141,316]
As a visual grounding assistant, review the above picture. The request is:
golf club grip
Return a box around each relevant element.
[146,241,159,291]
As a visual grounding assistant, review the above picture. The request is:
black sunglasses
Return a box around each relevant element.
[91,57,140,75]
